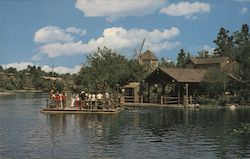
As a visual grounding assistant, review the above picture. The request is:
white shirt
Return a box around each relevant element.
[105,92,109,99]
[97,93,103,100]
[91,94,96,101]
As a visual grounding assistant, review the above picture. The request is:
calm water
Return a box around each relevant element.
[1,93,250,159]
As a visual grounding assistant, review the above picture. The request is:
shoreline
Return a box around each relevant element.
[0,90,44,96]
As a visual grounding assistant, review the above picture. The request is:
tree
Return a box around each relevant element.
[213,27,234,58]
[75,47,145,92]
[201,68,228,98]
[0,65,3,72]
[176,49,188,68]
[235,41,250,103]
[233,24,250,49]
[5,67,17,74]
[232,24,250,60]
[159,58,175,67]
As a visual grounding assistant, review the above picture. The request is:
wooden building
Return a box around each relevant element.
[122,56,240,105]
[144,67,207,104]
[122,82,140,103]
[188,56,240,81]
[188,56,240,94]
[139,50,158,72]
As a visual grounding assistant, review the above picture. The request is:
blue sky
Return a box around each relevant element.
[1,0,249,74]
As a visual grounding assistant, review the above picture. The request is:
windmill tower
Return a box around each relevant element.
[132,39,145,61]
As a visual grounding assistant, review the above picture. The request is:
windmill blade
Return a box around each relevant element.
[139,39,145,55]
[132,49,138,59]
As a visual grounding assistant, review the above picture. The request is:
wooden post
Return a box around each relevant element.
[184,84,189,108]
[120,95,124,106]
[140,95,143,104]
[178,84,180,105]
[160,96,163,105]
[189,95,192,105]
[147,83,150,103]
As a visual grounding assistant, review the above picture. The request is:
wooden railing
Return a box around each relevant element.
[123,95,181,105]
[161,96,179,105]
[124,96,135,103]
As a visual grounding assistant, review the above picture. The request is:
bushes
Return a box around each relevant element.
[195,96,217,105]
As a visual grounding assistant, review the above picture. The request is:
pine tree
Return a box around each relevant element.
[176,49,188,68]
[213,27,234,58]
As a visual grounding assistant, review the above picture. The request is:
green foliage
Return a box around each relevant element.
[213,27,234,58]
[234,41,250,103]
[0,66,3,72]
[75,47,146,92]
[206,24,250,103]
[233,24,250,49]
[213,24,250,60]
[216,95,240,106]
[176,49,189,68]
[159,57,175,67]
[0,65,74,91]
[195,96,217,105]
[201,68,228,98]
[5,67,17,74]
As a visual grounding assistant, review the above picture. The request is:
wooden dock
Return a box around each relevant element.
[124,102,184,108]
[41,107,121,114]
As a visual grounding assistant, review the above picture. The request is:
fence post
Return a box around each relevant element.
[161,96,163,105]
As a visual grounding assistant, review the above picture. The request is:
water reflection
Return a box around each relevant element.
[40,107,250,158]
[1,93,250,158]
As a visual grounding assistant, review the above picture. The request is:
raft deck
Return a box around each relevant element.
[41,107,121,114]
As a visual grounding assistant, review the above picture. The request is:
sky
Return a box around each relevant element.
[0,0,249,74]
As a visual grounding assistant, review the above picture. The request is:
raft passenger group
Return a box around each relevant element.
[49,90,116,110]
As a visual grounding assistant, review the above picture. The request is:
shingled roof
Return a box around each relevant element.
[139,50,157,60]
[123,82,140,88]
[159,67,207,83]
[189,56,229,65]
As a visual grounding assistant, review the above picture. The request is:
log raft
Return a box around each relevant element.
[41,107,121,114]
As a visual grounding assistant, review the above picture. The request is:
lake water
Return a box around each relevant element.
[1,93,250,159]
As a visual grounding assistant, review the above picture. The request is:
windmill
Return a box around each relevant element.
[132,39,145,61]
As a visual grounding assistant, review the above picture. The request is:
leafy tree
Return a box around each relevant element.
[159,57,175,67]
[0,65,3,72]
[75,47,145,92]
[235,41,250,103]
[213,27,234,58]
[176,49,188,68]
[5,67,17,74]
[201,68,228,98]
[233,24,250,49]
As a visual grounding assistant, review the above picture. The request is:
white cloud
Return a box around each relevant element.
[240,7,248,14]
[202,45,214,54]
[39,41,88,58]
[35,26,181,58]
[31,54,42,61]
[34,26,74,43]
[66,27,86,36]
[34,26,86,44]
[75,0,165,20]
[41,65,81,74]
[2,62,35,71]
[160,1,210,19]
[2,62,81,74]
